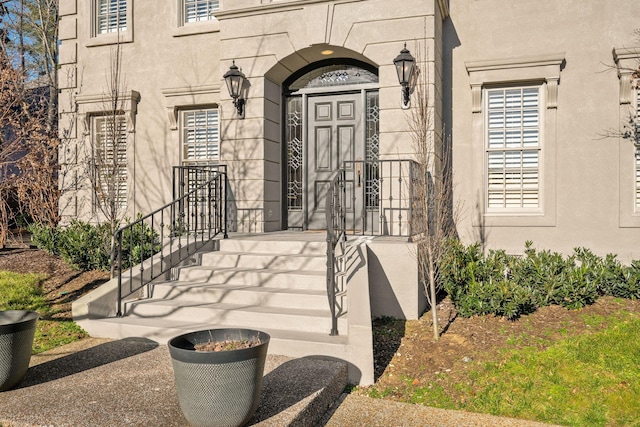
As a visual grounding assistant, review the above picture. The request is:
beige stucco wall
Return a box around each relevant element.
[59,0,224,222]
[59,0,443,233]
[59,0,640,263]
[448,0,640,261]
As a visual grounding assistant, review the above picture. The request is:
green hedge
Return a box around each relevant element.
[29,219,160,272]
[439,240,640,320]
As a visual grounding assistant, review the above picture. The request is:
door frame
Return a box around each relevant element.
[285,83,378,230]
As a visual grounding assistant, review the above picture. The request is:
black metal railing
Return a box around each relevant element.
[325,159,419,335]
[114,165,227,317]
[326,168,346,336]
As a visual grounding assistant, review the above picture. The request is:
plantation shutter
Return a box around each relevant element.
[184,0,220,23]
[182,109,219,163]
[486,87,540,210]
[636,89,640,209]
[95,115,128,209]
[98,0,127,34]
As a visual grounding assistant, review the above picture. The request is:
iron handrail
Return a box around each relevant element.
[324,159,419,335]
[114,166,227,317]
[326,168,346,336]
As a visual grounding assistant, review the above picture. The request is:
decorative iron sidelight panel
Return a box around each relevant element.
[365,91,380,210]
[287,96,303,210]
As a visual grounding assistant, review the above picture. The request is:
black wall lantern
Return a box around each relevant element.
[393,43,416,109]
[223,60,247,118]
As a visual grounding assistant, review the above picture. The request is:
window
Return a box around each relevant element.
[486,87,541,211]
[93,114,128,210]
[183,0,219,23]
[466,54,562,227]
[89,0,132,45]
[635,88,640,210]
[97,0,127,34]
[613,47,640,226]
[181,108,219,165]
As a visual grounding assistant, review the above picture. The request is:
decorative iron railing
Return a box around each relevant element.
[114,165,227,317]
[325,159,419,335]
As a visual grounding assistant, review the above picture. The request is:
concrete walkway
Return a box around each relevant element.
[0,338,559,427]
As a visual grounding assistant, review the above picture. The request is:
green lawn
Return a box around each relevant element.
[369,311,640,427]
[0,271,87,354]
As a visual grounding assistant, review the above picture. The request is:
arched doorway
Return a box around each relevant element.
[284,60,380,230]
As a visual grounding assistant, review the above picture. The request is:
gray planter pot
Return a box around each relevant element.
[168,328,270,427]
[0,310,39,391]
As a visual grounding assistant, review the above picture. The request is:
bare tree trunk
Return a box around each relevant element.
[408,43,458,341]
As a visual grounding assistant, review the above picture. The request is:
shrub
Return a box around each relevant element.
[439,240,640,319]
[57,220,112,271]
[28,222,60,255]
[29,218,161,272]
[117,217,162,270]
[609,260,640,300]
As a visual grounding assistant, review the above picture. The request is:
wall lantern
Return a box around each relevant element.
[393,43,415,109]
[223,60,247,118]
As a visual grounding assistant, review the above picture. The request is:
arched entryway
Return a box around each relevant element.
[283,60,380,230]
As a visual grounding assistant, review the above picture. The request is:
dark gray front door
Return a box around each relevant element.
[306,93,364,229]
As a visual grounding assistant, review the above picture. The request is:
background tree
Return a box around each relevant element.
[0,64,25,247]
[0,0,60,240]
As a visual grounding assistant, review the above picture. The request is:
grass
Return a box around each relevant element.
[368,311,640,427]
[0,271,87,354]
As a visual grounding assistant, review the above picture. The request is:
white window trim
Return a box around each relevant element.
[87,0,133,47]
[76,91,140,218]
[161,84,221,130]
[172,0,220,37]
[466,53,564,227]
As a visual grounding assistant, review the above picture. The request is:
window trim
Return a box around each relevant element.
[466,53,563,227]
[88,0,133,47]
[614,47,640,227]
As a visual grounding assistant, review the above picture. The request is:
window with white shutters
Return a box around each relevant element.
[96,0,127,34]
[181,108,219,164]
[94,115,128,210]
[486,87,541,211]
[183,0,219,24]
[635,88,640,211]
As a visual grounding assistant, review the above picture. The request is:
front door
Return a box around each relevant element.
[306,93,364,229]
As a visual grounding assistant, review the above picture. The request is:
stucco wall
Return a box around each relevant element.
[59,0,443,232]
[448,0,640,261]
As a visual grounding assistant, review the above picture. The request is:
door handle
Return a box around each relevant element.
[356,164,362,187]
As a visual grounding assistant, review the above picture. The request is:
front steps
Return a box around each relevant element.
[73,233,374,385]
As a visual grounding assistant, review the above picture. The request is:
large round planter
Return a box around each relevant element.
[168,328,270,427]
[0,310,39,391]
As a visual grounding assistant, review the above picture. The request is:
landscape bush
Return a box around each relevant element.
[29,218,160,272]
[439,240,640,319]
[116,217,162,270]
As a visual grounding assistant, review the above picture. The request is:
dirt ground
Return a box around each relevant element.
[0,246,109,319]
[360,295,640,400]
[1,244,639,396]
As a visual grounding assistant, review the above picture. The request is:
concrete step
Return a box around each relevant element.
[78,316,348,351]
[150,282,329,310]
[199,251,327,271]
[123,298,347,334]
[220,238,327,256]
[177,266,326,290]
